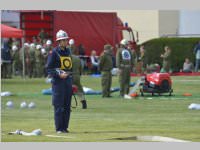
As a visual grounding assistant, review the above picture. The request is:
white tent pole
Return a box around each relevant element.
[22,31,25,79]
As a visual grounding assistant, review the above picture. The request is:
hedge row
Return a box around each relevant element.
[139,37,200,72]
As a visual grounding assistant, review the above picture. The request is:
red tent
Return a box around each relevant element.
[1,24,23,38]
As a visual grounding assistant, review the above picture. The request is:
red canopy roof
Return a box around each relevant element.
[1,24,23,38]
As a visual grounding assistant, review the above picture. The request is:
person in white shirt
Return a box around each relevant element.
[90,50,99,74]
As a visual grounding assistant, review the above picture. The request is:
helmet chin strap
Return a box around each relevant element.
[59,43,66,50]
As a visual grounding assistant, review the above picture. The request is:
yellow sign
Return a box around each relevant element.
[60,56,72,70]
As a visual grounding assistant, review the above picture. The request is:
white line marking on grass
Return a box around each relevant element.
[136,136,190,142]
[159,97,198,100]
[174,80,200,82]
[45,135,74,139]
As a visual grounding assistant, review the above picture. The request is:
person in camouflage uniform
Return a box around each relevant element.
[160,46,171,73]
[38,28,48,44]
[27,43,36,78]
[116,39,134,97]
[35,44,44,77]
[138,45,148,74]
[71,44,87,109]
[42,40,53,77]
[20,43,30,78]
[69,39,78,55]
[11,45,22,76]
[99,44,113,98]
[45,40,53,54]
[71,55,87,109]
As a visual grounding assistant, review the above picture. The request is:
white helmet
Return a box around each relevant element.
[120,39,129,46]
[41,48,46,54]
[69,39,74,45]
[30,43,35,48]
[56,30,69,41]
[20,101,27,109]
[12,45,18,51]
[28,102,36,109]
[36,45,42,50]
[46,40,52,45]
[6,101,14,108]
[24,43,30,48]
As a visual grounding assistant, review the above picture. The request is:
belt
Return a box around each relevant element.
[102,70,111,72]
[120,64,131,68]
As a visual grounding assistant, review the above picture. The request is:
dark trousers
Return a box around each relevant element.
[54,104,71,132]
[52,77,72,132]
[1,62,12,78]
[195,59,200,72]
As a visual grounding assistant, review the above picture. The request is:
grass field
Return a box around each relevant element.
[1,75,200,142]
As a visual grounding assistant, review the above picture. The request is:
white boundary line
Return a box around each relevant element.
[45,134,75,139]
[136,136,191,142]
[174,80,200,82]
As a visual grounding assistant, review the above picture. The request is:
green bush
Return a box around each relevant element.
[140,37,200,72]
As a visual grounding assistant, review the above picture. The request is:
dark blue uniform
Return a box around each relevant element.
[47,46,73,132]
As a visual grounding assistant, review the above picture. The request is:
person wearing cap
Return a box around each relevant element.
[116,39,134,97]
[47,30,73,134]
[71,49,87,109]
[99,44,113,98]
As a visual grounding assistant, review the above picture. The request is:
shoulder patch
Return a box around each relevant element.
[122,49,131,60]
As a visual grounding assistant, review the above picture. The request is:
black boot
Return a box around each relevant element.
[81,100,87,109]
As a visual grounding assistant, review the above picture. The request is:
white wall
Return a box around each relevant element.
[158,10,179,37]
[179,10,200,36]
[117,10,159,44]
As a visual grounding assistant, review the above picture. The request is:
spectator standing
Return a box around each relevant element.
[193,41,200,72]
[1,38,12,78]
[138,45,148,74]
[160,46,171,73]
[90,50,99,74]
[38,28,48,44]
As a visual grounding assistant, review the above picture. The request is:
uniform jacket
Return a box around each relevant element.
[47,46,72,79]
[116,47,134,69]
[99,51,113,71]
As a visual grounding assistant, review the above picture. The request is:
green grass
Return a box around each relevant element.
[1,75,200,142]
